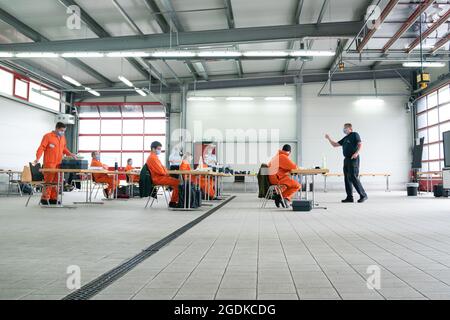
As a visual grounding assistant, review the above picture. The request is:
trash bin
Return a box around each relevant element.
[406,183,419,196]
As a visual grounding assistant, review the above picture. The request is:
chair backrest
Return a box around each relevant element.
[28,163,44,182]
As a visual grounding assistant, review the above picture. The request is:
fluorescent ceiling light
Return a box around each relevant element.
[187,97,215,101]
[61,52,104,58]
[118,75,134,87]
[84,87,100,97]
[197,51,242,57]
[135,88,147,96]
[355,98,384,107]
[290,50,335,57]
[226,97,254,101]
[264,97,293,101]
[106,51,150,57]
[403,61,445,68]
[0,52,14,58]
[15,52,59,58]
[152,51,196,58]
[243,51,288,57]
[62,75,82,87]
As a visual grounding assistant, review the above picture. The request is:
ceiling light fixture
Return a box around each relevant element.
[15,52,59,58]
[62,75,82,87]
[264,97,293,101]
[197,51,242,57]
[402,62,445,68]
[290,50,335,57]
[106,52,150,57]
[118,75,134,87]
[243,51,289,57]
[135,88,147,96]
[0,52,14,58]
[152,51,196,58]
[187,97,215,101]
[61,52,105,58]
[226,97,254,101]
[84,87,100,96]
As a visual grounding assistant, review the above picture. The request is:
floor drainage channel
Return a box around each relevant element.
[62,196,236,300]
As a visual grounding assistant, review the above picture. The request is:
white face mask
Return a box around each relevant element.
[156,149,162,155]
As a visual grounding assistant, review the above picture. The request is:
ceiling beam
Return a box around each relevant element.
[0,21,365,52]
[144,0,200,81]
[284,0,304,73]
[158,0,207,80]
[382,0,435,53]
[57,0,156,82]
[406,8,450,53]
[357,0,400,53]
[430,33,450,54]
[74,66,412,99]
[0,7,112,86]
[224,0,243,78]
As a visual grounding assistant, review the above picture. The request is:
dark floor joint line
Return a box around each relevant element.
[62,196,236,300]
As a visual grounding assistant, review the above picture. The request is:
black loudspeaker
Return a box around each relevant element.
[292,200,313,212]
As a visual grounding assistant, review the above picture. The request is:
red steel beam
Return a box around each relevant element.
[357,0,400,53]
[382,0,436,53]
[430,33,450,53]
[406,8,450,53]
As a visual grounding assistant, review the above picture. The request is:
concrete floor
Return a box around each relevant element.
[1,190,450,300]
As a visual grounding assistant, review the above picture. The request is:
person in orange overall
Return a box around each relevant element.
[198,162,216,200]
[267,144,301,208]
[34,122,77,205]
[125,158,140,183]
[90,151,117,198]
[146,141,179,208]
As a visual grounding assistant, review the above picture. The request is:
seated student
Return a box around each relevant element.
[125,158,140,183]
[267,144,301,208]
[90,151,117,198]
[198,160,216,200]
[146,141,180,208]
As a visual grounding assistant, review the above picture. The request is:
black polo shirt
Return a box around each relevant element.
[338,132,361,159]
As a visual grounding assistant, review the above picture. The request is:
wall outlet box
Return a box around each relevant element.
[55,113,75,125]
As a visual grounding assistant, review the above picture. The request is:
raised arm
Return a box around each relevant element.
[325,134,341,148]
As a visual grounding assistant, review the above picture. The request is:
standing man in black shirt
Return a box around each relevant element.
[325,123,368,203]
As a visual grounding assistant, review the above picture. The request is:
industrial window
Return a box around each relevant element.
[77,103,167,168]
[415,83,450,172]
[0,66,61,112]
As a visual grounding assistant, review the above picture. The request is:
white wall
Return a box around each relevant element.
[301,79,412,189]
[186,86,297,171]
[185,79,412,190]
[0,95,56,170]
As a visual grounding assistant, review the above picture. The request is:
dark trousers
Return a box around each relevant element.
[343,157,367,199]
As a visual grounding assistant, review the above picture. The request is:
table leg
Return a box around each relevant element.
[324,175,327,193]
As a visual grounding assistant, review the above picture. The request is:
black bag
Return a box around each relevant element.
[292,200,313,212]
[60,159,88,169]
[434,184,444,197]
[20,183,33,195]
[117,186,130,199]
[29,162,44,181]
[178,183,201,208]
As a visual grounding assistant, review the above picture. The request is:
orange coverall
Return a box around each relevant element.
[198,163,215,199]
[91,158,117,194]
[268,150,301,201]
[146,153,179,203]
[125,165,140,183]
[36,131,72,201]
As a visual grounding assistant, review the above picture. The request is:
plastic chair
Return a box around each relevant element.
[261,184,287,209]
[145,185,170,208]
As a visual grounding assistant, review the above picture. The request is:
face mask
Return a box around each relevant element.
[343,128,349,135]
[56,130,65,137]
[95,156,100,161]
[156,150,161,155]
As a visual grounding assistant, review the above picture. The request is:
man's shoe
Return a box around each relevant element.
[40,199,50,205]
[341,198,354,203]
[168,202,178,208]
[358,196,368,203]
[274,194,281,208]
[103,188,109,199]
